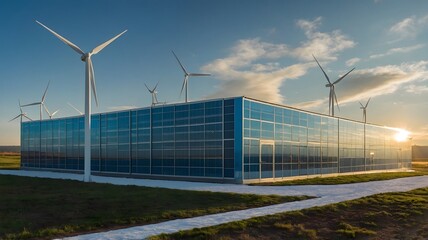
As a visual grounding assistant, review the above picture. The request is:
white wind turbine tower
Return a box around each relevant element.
[145,82,159,106]
[359,98,371,123]
[21,81,50,120]
[313,55,355,117]
[36,20,127,182]
[172,50,211,103]
[9,100,33,123]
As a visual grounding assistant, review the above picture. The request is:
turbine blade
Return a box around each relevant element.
[172,50,188,74]
[359,101,364,108]
[68,102,83,115]
[88,58,99,106]
[334,91,340,112]
[180,76,187,96]
[144,83,150,92]
[91,30,127,55]
[18,100,23,113]
[21,102,41,107]
[154,82,159,91]
[365,97,371,108]
[43,104,51,116]
[51,109,60,117]
[189,73,211,77]
[313,54,331,84]
[24,115,33,121]
[36,20,85,55]
[9,115,21,122]
[333,67,355,85]
[42,80,50,102]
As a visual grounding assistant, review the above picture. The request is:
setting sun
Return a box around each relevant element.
[394,129,410,142]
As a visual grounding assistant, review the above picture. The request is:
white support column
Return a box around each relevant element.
[84,64,91,182]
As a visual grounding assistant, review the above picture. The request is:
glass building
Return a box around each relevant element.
[20,97,412,183]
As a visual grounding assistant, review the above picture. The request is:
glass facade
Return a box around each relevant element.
[242,98,411,182]
[21,98,236,180]
[21,97,411,183]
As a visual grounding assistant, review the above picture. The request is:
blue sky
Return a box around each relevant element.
[1,0,427,145]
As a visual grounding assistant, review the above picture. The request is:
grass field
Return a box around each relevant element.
[153,187,428,240]
[0,152,20,169]
[0,175,310,240]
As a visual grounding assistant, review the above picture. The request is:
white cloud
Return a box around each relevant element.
[346,58,361,67]
[340,61,428,104]
[108,105,137,111]
[299,61,428,109]
[293,18,356,61]
[390,17,416,36]
[389,15,428,40]
[251,62,280,72]
[369,44,424,59]
[201,17,355,104]
[293,98,327,109]
[405,84,428,94]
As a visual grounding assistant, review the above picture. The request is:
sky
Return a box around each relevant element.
[1,0,427,146]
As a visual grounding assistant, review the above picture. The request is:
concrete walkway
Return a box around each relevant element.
[1,170,427,240]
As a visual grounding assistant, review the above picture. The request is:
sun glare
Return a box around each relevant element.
[394,129,410,142]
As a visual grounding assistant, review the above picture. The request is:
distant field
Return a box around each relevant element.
[0,152,20,169]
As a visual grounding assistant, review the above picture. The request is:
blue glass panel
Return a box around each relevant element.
[190,168,204,176]
[205,100,222,108]
[223,104,234,115]
[224,99,234,106]
[205,168,222,177]
[175,104,189,111]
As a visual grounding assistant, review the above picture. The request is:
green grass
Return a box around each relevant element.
[152,187,428,240]
[0,153,20,169]
[253,165,428,186]
[0,175,310,240]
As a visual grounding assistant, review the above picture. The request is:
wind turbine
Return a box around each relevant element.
[21,81,50,120]
[359,98,371,123]
[47,109,60,119]
[145,82,159,106]
[68,102,84,116]
[313,55,355,117]
[172,50,211,103]
[9,100,33,123]
[36,20,127,182]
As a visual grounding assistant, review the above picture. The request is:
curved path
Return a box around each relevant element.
[1,170,427,240]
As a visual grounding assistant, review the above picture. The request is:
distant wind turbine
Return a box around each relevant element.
[172,50,210,103]
[47,109,60,119]
[145,82,159,106]
[9,100,32,123]
[21,81,50,120]
[359,98,371,123]
[68,102,83,115]
[313,54,355,117]
[36,20,127,182]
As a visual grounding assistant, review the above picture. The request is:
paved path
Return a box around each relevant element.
[1,170,427,240]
